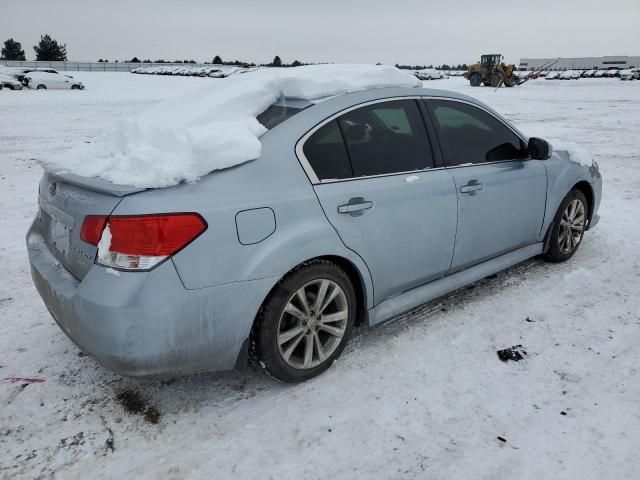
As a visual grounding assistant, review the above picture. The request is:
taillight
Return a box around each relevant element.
[80,213,207,271]
[80,215,108,245]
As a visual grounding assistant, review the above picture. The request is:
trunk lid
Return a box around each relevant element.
[37,172,145,280]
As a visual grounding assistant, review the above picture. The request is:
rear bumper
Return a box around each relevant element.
[27,220,276,378]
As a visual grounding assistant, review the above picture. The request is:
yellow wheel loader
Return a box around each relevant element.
[464,54,521,87]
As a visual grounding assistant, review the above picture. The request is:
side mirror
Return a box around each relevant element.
[528,137,551,160]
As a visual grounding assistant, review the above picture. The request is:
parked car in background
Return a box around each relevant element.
[27,86,602,382]
[24,71,84,90]
[131,64,251,78]
[593,70,607,78]
[604,69,620,78]
[3,67,62,83]
[414,68,447,80]
[0,74,24,90]
[581,70,597,78]
[560,70,581,80]
[620,68,639,81]
[545,71,560,79]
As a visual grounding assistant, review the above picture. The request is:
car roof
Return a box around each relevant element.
[265,86,528,142]
[278,86,485,110]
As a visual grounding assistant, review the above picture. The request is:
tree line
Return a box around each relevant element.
[2,39,468,70]
[1,35,67,61]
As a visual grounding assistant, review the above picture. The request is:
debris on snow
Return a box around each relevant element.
[116,389,161,425]
[4,377,46,384]
[105,427,115,453]
[497,345,527,362]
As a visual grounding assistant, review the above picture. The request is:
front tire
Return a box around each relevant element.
[544,189,588,262]
[36,84,46,90]
[250,260,356,383]
[469,73,482,87]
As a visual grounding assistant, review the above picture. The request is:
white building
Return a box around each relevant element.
[519,56,640,71]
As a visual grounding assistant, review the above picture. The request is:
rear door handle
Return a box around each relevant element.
[460,181,484,194]
[338,197,373,215]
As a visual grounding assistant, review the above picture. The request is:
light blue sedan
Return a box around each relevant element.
[27,87,602,382]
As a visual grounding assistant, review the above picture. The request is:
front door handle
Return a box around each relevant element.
[338,197,373,216]
[460,181,484,194]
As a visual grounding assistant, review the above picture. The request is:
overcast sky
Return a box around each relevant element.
[2,0,639,65]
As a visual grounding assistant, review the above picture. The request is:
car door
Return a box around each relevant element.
[298,98,458,305]
[426,99,547,271]
[54,74,69,89]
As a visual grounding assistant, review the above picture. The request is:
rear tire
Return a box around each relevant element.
[250,260,356,383]
[469,73,482,87]
[544,189,588,263]
[37,84,46,90]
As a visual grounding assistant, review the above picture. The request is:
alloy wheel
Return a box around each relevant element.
[277,279,349,370]
[558,199,586,254]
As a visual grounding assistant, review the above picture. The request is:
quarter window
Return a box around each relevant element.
[430,100,528,166]
[257,105,303,130]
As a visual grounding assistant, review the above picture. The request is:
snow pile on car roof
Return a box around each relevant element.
[42,64,420,188]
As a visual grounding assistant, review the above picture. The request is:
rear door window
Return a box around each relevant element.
[430,100,528,165]
[337,99,434,177]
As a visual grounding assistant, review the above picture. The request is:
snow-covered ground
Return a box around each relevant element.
[1,73,639,479]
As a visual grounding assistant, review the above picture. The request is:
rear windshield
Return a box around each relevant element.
[257,105,303,130]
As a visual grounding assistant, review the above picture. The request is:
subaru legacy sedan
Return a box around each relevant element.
[27,87,602,382]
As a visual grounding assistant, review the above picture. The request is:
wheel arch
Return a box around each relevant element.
[543,180,595,252]
[262,255,370,328]
[236,254,371,369]
[315,255,369,327]
[572,180,595,227]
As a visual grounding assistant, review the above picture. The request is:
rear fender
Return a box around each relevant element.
[236,220,375,310]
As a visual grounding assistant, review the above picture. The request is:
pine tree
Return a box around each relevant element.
[1,38,26,60]
[272,55,282,67]
[291,60,302,67]
[212,55,223,64]
[33,34,67,61]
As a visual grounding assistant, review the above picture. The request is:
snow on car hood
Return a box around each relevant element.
[548,139,594,167]
[41,64,421,188]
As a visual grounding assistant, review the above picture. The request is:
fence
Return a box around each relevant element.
[0,60,211,72]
